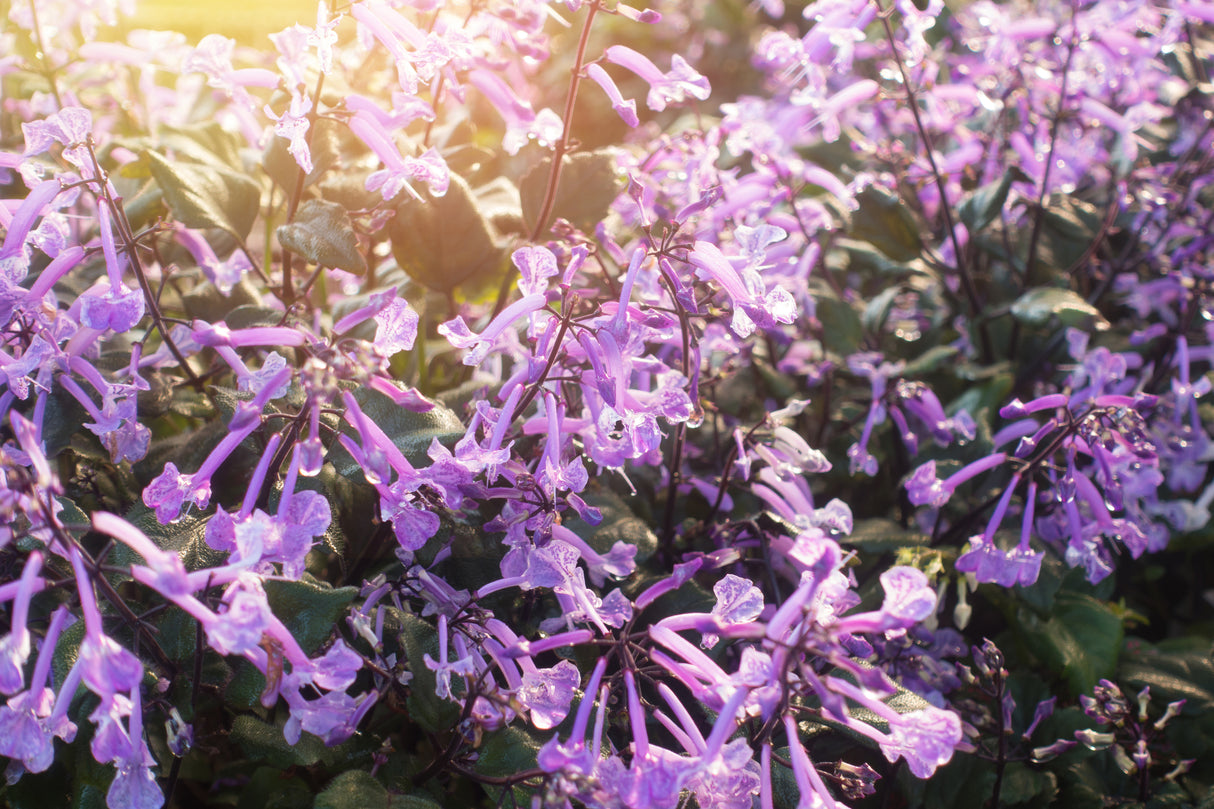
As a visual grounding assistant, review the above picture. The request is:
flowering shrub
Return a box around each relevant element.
[2,0,1214,807]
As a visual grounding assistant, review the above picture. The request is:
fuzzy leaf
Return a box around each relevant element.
[231,715,324,769]
[276,199,366,274]
[1015,591,1123,696]
[314,772,390,809]
[958,167,1028,233]
[389,173,504,294]
[1010,287,1107,329]
[146,149,261,241]
[850,185,922,262]
[520,150,623,235]
[263,576,358,654]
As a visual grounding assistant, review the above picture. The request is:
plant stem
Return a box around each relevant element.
[874,0,991,362]
[1024,9,1079,287]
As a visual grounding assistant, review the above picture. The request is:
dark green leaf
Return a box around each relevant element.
[121,177,164,232]
[1027,196,1102,284]
[958,167,1028,233]
[1119,638,1214,712]
[850,185,922,262]
[902,345,960,377]
[389,173,505,295]
[313,771,390,809]
[235,767,314,809]
[181,277,262,323]
[814,290,864,356]
[146,149,261,241]
[474,176,525,235]
[862,285,902,332]
[1010,288,1107,329]
[999,763,1058,806]
[231,714,324,769]
[1015,591,1123,696]
[520,150,623,235]
[118,504,224,573]
[388,796,445,809]
[846,518,930,553]
[915,752,998,809]
[225,304,291,331]
[157,121,246,169]
[264,576,358,654]
[277,199,367,274]
[475,726,541,779]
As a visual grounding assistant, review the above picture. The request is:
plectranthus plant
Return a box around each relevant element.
[2,0,1214,807]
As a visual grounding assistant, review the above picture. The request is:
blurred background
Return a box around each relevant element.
[108,0,316,46]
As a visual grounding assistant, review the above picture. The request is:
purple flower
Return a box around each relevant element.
[467,69,563,155]
[519,660,580,730]
[22,106,94,169]
[438,293,548,366]
[265,91,313,174]
[0,607,76,774]
[604,45,710,111]
[422,614,475,700]
[514,245,560,296]
[349,112,450,201]
[537,657,608,777]
[205,583,272,656]
[585,63,639,127]
[710,574,765,626]
[0,552,42,695]
[879,706,963,778]
[78,280,145,334]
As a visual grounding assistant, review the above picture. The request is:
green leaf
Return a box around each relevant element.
[902,345,961,377]
[146,149,261,241]
[264,577,358,654]
[157,120,246,169]
[999,763,1058,807]
[475,726,542,780]
[850,185,922,262]
[313,771,390,809]
[235,767,314,809]
[389,173,505,295]
[565,484,659,567]
[520,150,623,235]
[277,199,367,274]
[1027,196,1102,284]
[118,504,224,573]
[1015,591,1124,696]
[231,715,324,769]
[813,289,864,356]
[329,388,465,478]
[915,752,998,809]
[475,726,543,805]
[958,167,1028,233]
[181,277,262,323]
[1010,287,1107,330]
[845,518,930,553]
[121,177,165,232]
[388,797,445,809]
[1119,638,1214,712]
